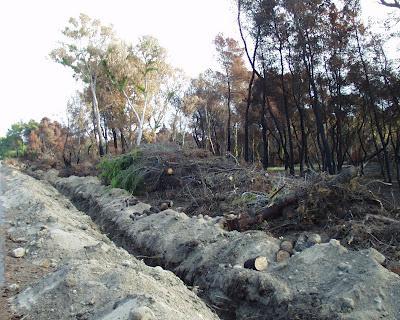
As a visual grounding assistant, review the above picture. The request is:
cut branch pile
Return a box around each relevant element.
[99,144,273,217]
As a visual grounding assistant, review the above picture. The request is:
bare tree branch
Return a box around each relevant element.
[379,0,400,9]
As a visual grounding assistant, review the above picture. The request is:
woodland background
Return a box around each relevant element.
[1,0,400,185]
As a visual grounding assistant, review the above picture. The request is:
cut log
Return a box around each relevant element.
[244,256,268,271]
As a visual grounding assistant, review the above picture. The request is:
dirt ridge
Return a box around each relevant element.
[0,165,219,320]
[32,168,400,320]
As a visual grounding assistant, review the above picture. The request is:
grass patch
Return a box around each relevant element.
[98,149,145,194]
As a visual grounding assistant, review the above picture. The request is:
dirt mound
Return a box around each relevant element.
[0,165,219,320]
[37,169,400,320]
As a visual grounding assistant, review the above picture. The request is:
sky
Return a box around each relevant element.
[0,0,397,136]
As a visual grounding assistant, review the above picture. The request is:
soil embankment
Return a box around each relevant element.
[31,168,400,320]
[0,165,219,320]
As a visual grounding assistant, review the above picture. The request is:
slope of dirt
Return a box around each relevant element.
[0,164,219,320]
[34,168,400,320]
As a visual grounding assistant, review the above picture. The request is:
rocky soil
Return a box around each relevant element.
[0,164,219,320]
[27,167,400,320]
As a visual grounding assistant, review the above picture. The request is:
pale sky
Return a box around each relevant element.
[0,0,396,136]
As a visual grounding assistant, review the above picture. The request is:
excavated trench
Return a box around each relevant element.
[1,165,219,320]
[31,168,400,320]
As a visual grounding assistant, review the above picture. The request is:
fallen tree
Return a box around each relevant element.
[31,168,400,320]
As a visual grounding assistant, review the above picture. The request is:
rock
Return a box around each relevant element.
[329,239,341,247]
[47,216,58,223]
[122,260,133,267]
[149,206,160,213]
[294,233,322,252]
[154,266,164,272]
[12,237,27,243]
[366,248,386,265]
[338,262,351,272]
[129,306,154,320]
[308,233,321,244]
[340,297,355,312]
[8,283,20,292]
[125,197,139,206]
[11,247,26,258]
[50,259,58,268]
[276,250,290,263]
[175,207,184,212]
[80,224,88,231]
[159,203,169,211]
[159,200,173,211]
[374,296,384,311]
[40,259,51,268]
[280,240,293,253]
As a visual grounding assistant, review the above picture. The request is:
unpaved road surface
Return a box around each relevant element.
[0,162,5,285]
[0,165,219,320]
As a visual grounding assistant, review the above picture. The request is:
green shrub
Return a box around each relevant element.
[98,149,145,194]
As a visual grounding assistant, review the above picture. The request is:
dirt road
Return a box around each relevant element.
[0,161,5,286]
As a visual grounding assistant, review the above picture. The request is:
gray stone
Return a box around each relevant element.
[366,248,386,265]
[8,283,20,292]
[294,233,322,252]
[340,297,355,312]
[130,306,154,320]
[338,262,351,272]
[47,216,58,223]
[11,247,26,258]
[329,239,341,247]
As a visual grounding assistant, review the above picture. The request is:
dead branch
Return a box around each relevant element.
[365,214,400,225]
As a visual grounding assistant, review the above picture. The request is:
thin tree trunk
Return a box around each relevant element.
[112,128,118,152]
[120,129,126,154]
[90,75,105,156]
[245,68,256,162]
[227,80,232,153]
[355,26,391,182]
[277,40,295,175]
[260,81,269,169]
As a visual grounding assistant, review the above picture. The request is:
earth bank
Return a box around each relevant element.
[0,164,219,320]
[29,167,400,320]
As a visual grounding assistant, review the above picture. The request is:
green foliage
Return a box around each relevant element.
[98,149,145,194]
[232,192,258,206]
[0,120,38,159]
